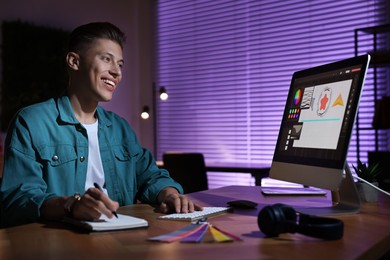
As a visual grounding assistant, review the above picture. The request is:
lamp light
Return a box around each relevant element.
[141,106,150,119]
[151,84,169,157]
[159,87,168,101]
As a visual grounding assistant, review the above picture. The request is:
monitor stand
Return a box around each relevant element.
[296,162,361,215]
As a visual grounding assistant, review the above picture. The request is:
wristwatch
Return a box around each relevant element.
[64,193,81,217]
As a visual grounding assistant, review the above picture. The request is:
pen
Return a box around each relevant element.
[93,182,118,218]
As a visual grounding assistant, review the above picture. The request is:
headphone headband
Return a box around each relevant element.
[296,213,343,240]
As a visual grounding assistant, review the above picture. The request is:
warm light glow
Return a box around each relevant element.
[141,106,150,119]
[141,112,149,119]
[159,87,168,101]
[160,92,168,100]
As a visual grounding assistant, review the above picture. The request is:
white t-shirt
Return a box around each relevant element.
[82,120,107,194]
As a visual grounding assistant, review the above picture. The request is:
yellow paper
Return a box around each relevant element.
[209,225,233,242]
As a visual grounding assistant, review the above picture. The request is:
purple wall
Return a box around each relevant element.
[0,0,155,151]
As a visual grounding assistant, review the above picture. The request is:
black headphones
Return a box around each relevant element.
[258,203,344,240]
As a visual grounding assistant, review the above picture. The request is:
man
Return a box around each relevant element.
[0,22,201,227]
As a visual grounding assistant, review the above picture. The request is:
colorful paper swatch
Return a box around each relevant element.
[180,223,209,243]
[148,223,206,243]
[148,222,241,243]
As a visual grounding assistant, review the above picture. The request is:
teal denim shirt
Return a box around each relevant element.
[0,96,183,227]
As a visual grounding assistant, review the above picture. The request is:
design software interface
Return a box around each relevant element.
[277,65,364,166]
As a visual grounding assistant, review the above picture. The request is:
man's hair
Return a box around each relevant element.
[67,22,126,53]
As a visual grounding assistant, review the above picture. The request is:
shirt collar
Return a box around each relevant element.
[56,96,112,127]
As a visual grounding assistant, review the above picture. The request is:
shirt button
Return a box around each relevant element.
[52,155,59,161]
[80,156,85,162]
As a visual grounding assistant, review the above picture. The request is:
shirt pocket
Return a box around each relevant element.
[38,145,78,167]
[113,144,139,162]
[111,144,140,203]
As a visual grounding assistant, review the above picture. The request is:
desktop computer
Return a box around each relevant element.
[268,54,371,215]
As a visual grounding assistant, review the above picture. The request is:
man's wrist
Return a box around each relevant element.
[63,193,81,217]
[157,187,180,203]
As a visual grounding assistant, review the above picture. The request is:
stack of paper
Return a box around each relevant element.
[148,222,241,243]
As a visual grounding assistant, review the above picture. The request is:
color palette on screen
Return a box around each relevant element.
[293,89,302,106]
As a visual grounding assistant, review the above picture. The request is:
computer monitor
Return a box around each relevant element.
[268,54,371,215]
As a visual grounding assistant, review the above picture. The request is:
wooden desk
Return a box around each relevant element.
[1,186,389,259]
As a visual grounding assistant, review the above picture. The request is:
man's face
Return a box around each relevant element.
[76,38,124,102]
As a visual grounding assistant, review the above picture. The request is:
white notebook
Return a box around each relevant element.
[63,214,148,232]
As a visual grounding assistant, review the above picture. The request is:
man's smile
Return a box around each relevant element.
[102,78,117,89]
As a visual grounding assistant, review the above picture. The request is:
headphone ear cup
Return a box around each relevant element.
[258,203,296,237]
[279,204,298,233]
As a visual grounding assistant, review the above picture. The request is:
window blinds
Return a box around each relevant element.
[155,0,388,167]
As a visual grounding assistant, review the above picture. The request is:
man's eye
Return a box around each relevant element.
[103,56,111,62]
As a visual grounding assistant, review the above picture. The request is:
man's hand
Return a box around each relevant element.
[157,187,203,213]
[71,187,119,220]
[41,187,119,222]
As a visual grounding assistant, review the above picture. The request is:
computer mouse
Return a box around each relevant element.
[227,200,258,209]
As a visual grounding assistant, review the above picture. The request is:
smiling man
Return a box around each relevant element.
[0,22,201,227]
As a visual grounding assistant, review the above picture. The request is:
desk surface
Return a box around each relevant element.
[1,185,389,260]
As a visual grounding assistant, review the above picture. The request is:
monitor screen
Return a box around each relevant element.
[269,55,370,194]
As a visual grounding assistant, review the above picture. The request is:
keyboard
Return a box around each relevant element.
[158,207,231,222]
